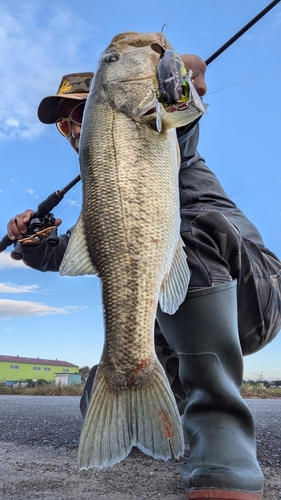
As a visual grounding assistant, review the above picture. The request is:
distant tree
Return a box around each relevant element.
[25,379,36,388]
[79,366,91,382]
[248,380,257,386]
[36,379,48,386]
[25,378,48,387]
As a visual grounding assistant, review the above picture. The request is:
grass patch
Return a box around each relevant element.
[1,381,281,398]
[0,382,84,396]
[241,383,281,399]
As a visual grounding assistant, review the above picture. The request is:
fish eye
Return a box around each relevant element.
[103,53,118,63]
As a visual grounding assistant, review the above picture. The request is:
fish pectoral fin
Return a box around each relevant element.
[161,102,208,130]
[78,361,184,470]
[59,214,98,276]
[159,237,190,314]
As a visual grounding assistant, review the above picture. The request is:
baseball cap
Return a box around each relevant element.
[38,72,94,124]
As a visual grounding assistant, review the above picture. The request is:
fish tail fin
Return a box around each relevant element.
[78,362,184,470]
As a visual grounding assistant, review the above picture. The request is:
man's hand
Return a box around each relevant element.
[180,54,207,97]
[7,210,62,241]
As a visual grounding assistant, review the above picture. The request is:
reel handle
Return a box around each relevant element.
[10,242,25,261]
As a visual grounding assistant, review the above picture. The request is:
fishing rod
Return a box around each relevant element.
[0,0,279,257]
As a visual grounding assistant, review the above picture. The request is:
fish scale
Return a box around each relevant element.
[83,109,177,374]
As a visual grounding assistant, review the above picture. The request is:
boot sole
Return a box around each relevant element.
[186,490,263,499]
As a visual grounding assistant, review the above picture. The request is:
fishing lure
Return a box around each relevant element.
[156,49,190,111]
[151,43,206,134]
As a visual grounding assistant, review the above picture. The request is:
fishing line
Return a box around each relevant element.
[205,62,281,97]
[55,189,82,217]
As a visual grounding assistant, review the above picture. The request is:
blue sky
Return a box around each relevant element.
[0,0,280,380]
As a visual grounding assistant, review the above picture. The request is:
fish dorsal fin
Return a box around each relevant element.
[59,214,97,276]
[159,237,190,314]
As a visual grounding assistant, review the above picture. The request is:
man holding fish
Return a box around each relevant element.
[7,31,281,500]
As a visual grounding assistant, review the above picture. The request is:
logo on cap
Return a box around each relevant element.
[58,78,73,95]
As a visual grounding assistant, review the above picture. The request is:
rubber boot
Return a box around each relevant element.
[155,324,188,415]
[157,281,264,500]
[80,364,98,417]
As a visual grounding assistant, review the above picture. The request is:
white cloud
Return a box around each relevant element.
[0,282,39,294]
[4,118,19,128]
[66,199,80,208]
[0,252,27,269]
[0,299,70,318]
[64,305,89,312]
[24,187,39,198]
[0,1,98,143]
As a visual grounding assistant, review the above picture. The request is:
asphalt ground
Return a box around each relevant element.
[0,396,280,499]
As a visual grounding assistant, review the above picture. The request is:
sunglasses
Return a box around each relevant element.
[55,101,85,137]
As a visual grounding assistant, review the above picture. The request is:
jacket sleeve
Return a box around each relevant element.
[176,118,202,168]
[21,228,73,272]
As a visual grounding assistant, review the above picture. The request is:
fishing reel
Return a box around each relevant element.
[10,212,59,261]
[0,174,81,261]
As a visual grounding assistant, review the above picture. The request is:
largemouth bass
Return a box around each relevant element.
[60,31,207,469]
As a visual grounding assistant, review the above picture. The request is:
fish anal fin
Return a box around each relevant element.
[59,214,98,276]
[159,237,190,314]
[78,361,184,470]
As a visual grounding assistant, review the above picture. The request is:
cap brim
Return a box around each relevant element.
[37,93,88,124]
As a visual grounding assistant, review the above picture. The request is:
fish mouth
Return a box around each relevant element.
[143,106,157,116]
[138,106,159,132]
[118,74,156,83]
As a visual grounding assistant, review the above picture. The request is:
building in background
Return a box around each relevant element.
[0,355,79,384]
